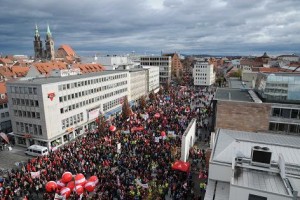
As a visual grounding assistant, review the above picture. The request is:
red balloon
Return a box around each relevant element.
[56,179,66,190]
[154,113,160,118]
[161,131,166,137]
[45,181,57,193]
[88,176,99,185]
[109,125,116,132]
[62,172,73,183]
[74,185,84,195]
[75,173,86,186]
[67,181,75,191]
[85,181,95,192]
[60,187,71,198]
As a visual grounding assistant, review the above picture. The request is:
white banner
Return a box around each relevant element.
[155,137,160,143]
[54,193,66,200]
[136,179,149,189]
[30,171,40,179]
[88,108,100,120]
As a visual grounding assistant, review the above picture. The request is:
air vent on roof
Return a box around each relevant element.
[251,146,272,168]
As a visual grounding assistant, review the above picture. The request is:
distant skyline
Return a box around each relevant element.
[1,0,300,57]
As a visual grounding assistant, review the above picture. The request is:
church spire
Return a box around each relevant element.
[47,24,52,37]
[35,24,40,37]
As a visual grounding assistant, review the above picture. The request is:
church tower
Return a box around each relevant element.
[33,25,43,59]
[44,25,55,60]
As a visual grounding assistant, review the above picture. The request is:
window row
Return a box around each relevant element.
[103,97,124,112]
[59,81,127,103]
[13,110,40,119]
[12,98,39,107]
[272,108,300,119]
[1,112,9,118]
[265,88,288,94]
[195,77,207,80]
[58,75,127,91]
[0,103,8,110]
[269,122,300,133]
[16,122,43,136]
[10,87,38,94]
[60,88,127,114]
[61,113,84,130]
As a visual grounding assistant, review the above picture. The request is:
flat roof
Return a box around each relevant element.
[204,180,230,200]
[233,168,289,195]
[228,77,253,89]
[215,88,254,102]
[212,129,300,166]
[7,70,126,85]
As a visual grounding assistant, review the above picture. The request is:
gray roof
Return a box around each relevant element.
[215,88,254,102]
[7,70,125,85]
[233,168,289,195]
[229,77,253,89]
[212,129,300,165]
[204,180,230,200]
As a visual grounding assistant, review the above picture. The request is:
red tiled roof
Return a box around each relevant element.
[0,82,8,104]
[0,58,14,65]
[58,45,77,57]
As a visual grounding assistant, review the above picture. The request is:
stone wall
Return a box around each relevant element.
[215,101,272,132]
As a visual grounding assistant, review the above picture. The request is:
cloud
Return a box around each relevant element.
[0,0,299,56]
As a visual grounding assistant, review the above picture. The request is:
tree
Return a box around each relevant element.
[121,96,131,120]
[139,95,147,110]
[149,91,155,102]
[97,115,106,135]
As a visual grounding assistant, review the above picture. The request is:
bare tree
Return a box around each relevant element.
[139,95,147,110]
[121,96,131,119]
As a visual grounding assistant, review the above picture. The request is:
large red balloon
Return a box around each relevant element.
[74,185,84,195]
[60,187,71,198]
[67,181,75,191]
[56,179,66,190]
[109,125,116,132]
[85,181,95,192]
[88,176,99,185]
[62,172,73,183]
[45,181,57,193]
[75,173,86,186]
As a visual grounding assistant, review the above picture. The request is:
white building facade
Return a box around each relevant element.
[127,69,147,103]
[140,66,160,93]
[193,59,215,86]
[140,56,171,85]
[6,71,130,149]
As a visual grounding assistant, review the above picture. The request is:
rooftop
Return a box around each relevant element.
[214,88,254,102]
[7,70,127,85]
[212,129,300,166]
[228,77,253,89]
[233,168,289,195]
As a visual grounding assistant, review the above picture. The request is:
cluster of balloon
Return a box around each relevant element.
[45,172,99,198]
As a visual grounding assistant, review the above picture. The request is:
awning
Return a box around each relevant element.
[104,106,122,118]
[0,132,9,143]
[172,160,190,173]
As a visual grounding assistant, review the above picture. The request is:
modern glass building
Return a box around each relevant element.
[255,72,300,104]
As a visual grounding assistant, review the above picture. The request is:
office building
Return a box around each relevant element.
[193,59,216,86]
[6,70,130,149]
[140,56,171,85]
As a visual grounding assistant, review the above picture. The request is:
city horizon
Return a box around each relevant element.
[1,0,300,57]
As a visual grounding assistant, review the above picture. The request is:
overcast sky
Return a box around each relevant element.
[1,0,300,56]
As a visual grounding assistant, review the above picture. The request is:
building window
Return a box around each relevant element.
[248,194,267,200]
[272,108,280,117]
[291,110,299,119]
[289,124,298,133]
[280,109,291,118]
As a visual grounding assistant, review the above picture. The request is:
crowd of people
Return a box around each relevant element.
[0,75,215,200]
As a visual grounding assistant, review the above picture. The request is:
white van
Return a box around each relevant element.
[25,145,49,156]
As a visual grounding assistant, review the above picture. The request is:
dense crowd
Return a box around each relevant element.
[0,76,214,200]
